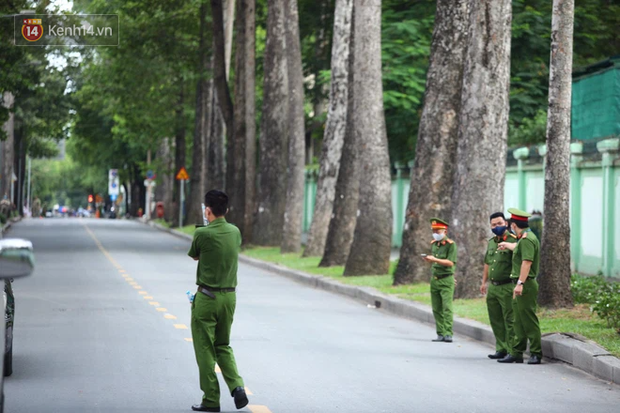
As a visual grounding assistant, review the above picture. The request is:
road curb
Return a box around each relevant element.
[145,221,620,386]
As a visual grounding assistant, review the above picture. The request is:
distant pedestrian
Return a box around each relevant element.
[497,208,542,365]
[187,190,249,412]
[481,212,517,360]
[424,218,457,343]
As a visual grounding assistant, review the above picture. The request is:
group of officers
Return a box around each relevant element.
[423,208,543,365]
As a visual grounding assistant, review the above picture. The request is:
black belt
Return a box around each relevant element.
[197,286,236,298]
[511,278,532,284]
[491,279,512,286]
[433,274,452,280]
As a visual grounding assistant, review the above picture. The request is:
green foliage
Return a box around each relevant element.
[571,274,620,333]
[508,110,548,147]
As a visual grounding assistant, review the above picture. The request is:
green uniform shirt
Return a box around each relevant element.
[485,232,518,283]
[187,217,241,288]
[431,238,457,277]
[510,229,540,279]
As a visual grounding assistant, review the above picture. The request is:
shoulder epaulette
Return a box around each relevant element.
[446,238,454,244]
[522,232,528,239]
[509,233,517,239]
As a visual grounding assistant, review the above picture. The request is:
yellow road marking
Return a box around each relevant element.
[138,291,148,295]
[133,286,142,289]
[119,269,126,273]
[245,387,253,395]
[174,324,188,329]
[156,307,167,312]
[122,274,129,278]
[149,302,160,306]
[126,279,135,282]
[164,314,177,319]
[184,338,193,342]
[129,282,138,285]
[143,296,154,300]
[248,406,271,413]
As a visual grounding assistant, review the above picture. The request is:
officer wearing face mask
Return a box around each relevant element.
[423,218,457,343]
[481,212,517,360]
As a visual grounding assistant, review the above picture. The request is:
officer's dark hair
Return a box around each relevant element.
[489,212,505,222]
[204,190,229,217]
[513,219,530,229]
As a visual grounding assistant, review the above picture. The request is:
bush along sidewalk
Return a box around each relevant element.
[143,222,620,384]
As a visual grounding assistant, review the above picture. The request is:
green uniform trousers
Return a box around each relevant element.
[191,291,244,408]
[486,283,514,354]
[430,276,455,336]
[511,279,542,358]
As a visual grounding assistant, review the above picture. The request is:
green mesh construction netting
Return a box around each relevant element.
[572,61,620,141]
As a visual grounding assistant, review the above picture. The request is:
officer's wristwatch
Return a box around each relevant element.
[517,280,524,286]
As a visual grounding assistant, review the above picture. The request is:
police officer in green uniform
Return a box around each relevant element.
[481,212,517,359]
[188,190,249,412]
[424,218,457,343]
[497,208,543,365]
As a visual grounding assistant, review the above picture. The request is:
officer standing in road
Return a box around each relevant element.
[481,212,517,360]
[424,218,457,343]
[188,190,249,412]
[497,208,543,365]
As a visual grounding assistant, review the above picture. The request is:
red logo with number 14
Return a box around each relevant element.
[22,18,43,42]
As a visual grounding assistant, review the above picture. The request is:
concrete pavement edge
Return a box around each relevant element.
[144,220,620,386]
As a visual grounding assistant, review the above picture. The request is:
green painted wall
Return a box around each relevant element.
[303,145,620,278]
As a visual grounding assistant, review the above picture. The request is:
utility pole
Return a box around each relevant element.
[145,149,151,219]
[27,156,31,216]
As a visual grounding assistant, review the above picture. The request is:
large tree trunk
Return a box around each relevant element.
[451,0,512,298]
[343,0,392,276]
[187,0,209,226]
[303,0,353,257]
[227,0,256,238]
[253,0,289,246]
[281,0,306,253]
[538,0,574,308]
[155,137,175,222]
[241,0,257,243]
[1,92,15,200]
[173,87,187,227]
[393,0,469,285]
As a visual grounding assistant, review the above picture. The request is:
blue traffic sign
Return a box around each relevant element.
[146,170,154,179]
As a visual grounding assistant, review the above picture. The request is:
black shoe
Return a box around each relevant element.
[191,405,220,412]
[497,354,524,364]
[528,355,542,365]
[488,351,507,360]
[432,335,445,342]
[232,387,249,409]
[443,335,453,343]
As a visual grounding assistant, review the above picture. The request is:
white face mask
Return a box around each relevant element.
[432,232,445,241]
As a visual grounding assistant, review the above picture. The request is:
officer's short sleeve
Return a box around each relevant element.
[447,242,457,264]
[520,238,536,262]
[188,231,204,258]
[484,241,493,265]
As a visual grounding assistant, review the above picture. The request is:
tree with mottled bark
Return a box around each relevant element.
[253,0,289,246]
[281,0,306,253]
[393,0,469,285]
[303,0,353,258]
[319,22,359,267]
[187,0,209,226]
[451,0,512,298]
[227,0,256,240]
[538,0,574,309]
[343,0,392,276]
[173,87,186,227]
[1,92,15,199]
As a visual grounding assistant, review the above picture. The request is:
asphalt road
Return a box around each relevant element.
[3,218,620,413]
